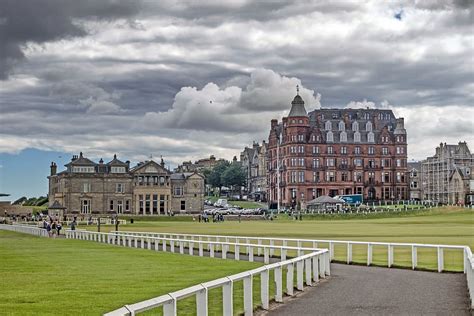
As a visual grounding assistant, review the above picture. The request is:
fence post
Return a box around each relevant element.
[286,264,294,295]
[264,247,269,264]
[347,242,352,264]
[269,240,275,257]
[437,247,444,272]
[235,245,240,261]
[163,298,176,316]
[312,256,319,282]
[189,241,194,256]
[325,252,331,276]
[223,280,233,316]
[274,266,283,302]
[305,258,312,286]
[170,240,175,253]
[367,243,373,266]
[209,243,215,257]
[411,245,417,270]
[388,245,394,268]
[147,238,152,250]
[329,242,334,260]
[199,242,204,257]
[249,246,254,262]
[261,269,269,310]
[163,240,167,252]
[243,275,253,316]
[257,239,262,256]
[196,287,208,316]
[179,241,184,254]
[296,260,304,290]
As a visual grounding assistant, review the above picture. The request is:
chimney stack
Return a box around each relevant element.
[50,162,57,176]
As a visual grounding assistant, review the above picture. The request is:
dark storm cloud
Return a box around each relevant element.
[0,1,472,162]
[0,0,140,79]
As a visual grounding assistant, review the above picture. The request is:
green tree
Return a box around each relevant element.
[207,161,230,192]
[221,163,246,197]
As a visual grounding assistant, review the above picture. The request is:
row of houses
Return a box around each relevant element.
[408,142,473,205]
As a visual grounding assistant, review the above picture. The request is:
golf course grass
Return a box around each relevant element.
[0,231,261,315]
[85,206,473,271]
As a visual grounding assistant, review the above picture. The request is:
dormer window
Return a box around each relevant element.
[340,131,347,142]
[325,121,332,130]
[111,166,125,173]
[366,121,373,132]
[367,132,375,142]
[326,131,334,142]
[73,166,94,173]
[338,121,345,131]
[352,121,359,132]
[354,131,361,142]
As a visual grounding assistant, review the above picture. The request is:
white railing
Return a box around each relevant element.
[65,230,330,315]
[0,223,48,237]
[110,230,468,272]
[109,230,474,309]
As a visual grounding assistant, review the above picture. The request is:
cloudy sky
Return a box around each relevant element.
[0,0,473,199]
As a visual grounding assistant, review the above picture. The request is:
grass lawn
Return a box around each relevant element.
[87,206,473,271]
[0,231,261,315]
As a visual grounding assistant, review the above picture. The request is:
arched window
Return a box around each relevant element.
[338,121,345,131]
[368,131,375,142]
[325,121,332,131]
[340,131,347,142]
[326,131,334,142]
[366,121,373,132]
[354,131,361,142]
[352,121,359,132]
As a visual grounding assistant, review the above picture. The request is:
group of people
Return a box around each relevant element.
[196,213,225,223]
[42,218,62,237]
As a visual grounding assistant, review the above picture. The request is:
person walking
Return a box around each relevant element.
[46,221,52,237]
[70,219,77,231]
[51,221,57,238]
[56,222,62,236]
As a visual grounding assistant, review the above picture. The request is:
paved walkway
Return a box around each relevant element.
[268,263,470,316]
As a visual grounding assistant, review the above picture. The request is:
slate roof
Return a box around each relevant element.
[106,154,128,166]
[49,200,66,209]
[307,195,342,205]
[64,152,97,167]
[288,94,308,117]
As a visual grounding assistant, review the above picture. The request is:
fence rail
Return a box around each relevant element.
[0,223,48,237]
[64,229,330,316]
[110,230,467,273]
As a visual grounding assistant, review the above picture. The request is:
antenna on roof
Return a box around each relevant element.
[296,84,299,95]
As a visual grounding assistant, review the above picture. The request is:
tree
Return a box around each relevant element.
[221,163,246,198]
[207,161,230,194]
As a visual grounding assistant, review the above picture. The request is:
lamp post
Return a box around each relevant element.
[276,131,282,213]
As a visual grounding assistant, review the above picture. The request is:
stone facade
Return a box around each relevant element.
[170,173,205,212]
[240,141,268,201]
[267,90,408,209]
[48,153,205,215]
[421,142,473,204]
[408,161,421,200]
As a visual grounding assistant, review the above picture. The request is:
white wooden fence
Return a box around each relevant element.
[0,223,48,237]
[65,230,330,315]
[113,231,469,273]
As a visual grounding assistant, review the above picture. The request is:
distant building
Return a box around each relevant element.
[408,161,421,200]
[267,88,409,210]
[176,155,224,172]
[48,152,205,216]
[240,141,268,201]
[421,142,473,204]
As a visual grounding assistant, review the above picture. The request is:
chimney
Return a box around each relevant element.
[160,156,165,168]
[126,160,130,169]
[79,152,83,158]
[50,162,57,176]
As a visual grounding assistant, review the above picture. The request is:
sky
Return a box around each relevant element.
[0,0,473,200]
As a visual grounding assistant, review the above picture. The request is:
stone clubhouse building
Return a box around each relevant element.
[267,88,409,209]
[48,153,205,216]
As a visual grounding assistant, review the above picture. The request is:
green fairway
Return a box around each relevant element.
[0,231,261,315]
[87,206,473,271]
